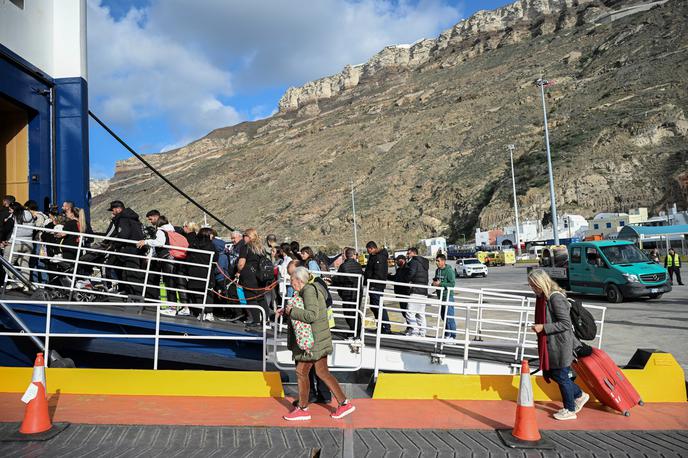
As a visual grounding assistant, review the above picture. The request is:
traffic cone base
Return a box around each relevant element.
[497,360,555,450]
[0,352,70,442]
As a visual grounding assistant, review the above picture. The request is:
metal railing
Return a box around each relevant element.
[5,225,215,309]
[362,279,607,378]
[272,270,365,371]
[0,301,268,370]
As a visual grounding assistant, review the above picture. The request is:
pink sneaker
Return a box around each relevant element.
[330,402,356,419]
[283,406,311,421]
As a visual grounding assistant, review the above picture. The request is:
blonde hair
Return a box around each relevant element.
[183,221,200,233]
[244,228,264,254]
[69,207,87,233]
[527,269,565,298]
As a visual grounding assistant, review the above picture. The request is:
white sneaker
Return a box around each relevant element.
[553,408,577,421]
[160,309,177,316]
[204,313,215,322]
[176,307,191,316]
[574,392,590,413]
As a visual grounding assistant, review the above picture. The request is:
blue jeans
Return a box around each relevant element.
[545,366,583,412]
[443,304,456,337]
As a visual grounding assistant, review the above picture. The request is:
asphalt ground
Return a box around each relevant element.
[446,262,688,373]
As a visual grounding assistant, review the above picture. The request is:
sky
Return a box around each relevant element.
[87,0,513,179]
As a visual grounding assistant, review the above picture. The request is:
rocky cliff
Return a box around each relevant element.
[93,0,688,247]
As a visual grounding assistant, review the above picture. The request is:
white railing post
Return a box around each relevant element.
[67,235,85,300]
[153,303,161,370]
[462,305,471,374]
[354,275,363,338]
[44,302,52,367]
[373,296,385,381]
[200,252,214,320]
[141,249,153,301]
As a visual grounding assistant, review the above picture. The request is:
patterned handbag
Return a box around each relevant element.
[290,295,314,353]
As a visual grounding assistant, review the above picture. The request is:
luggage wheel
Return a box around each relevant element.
[623,410,631,417]
[638,400,645,406]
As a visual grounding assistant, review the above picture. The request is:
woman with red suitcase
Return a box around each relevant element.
[528,269,590,420]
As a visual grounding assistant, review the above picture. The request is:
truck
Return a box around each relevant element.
[529,240,672,303]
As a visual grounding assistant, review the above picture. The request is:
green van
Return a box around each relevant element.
[533,240,672,303]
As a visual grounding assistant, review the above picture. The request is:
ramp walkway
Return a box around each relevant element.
[1,396,687,457]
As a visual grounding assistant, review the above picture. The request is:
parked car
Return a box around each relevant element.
[455,258,488,278]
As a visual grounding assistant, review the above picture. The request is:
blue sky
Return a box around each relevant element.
[88,0,513,179]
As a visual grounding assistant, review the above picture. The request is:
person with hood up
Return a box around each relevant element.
[405,247,430,337]
[364,241,391,334]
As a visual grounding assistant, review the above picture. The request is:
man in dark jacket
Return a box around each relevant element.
[364,241,390,334]
[388,255,411,332]
[0,195,15,242]
[332,247,364,330]
[405,247,430,337]
[104,201,145,296]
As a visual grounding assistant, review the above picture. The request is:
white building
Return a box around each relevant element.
[585,213,629,238]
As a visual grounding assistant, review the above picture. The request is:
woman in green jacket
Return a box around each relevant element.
[279,266,355,421]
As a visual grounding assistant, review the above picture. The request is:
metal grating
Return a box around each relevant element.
[1,423,686,457]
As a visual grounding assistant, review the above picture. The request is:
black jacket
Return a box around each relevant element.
[0,207,11,242]
[364,248,389,291]
[406,255,430,296]
[105,208,144,251]
[388,264,411,296]
[333,258,363,302]
[186,237,217,291]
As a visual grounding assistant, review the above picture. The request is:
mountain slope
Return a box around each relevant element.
[93,0,688,247]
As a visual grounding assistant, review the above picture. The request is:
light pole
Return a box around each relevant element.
[351,180,359,253]
[508,144,521,255]
[535,78,559,245]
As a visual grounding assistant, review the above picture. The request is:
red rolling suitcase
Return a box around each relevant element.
[572,347,643,416]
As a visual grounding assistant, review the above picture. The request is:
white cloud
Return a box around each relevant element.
[87,0,461,151]
[145,0,461,88]
[87,1,241,144]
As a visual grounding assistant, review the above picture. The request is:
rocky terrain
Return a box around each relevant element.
[94,0,688,247]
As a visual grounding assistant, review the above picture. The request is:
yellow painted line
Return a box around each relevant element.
[0,368,284,397]
[374,353,687,402]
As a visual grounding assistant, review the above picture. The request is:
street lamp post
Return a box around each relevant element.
[508,144,521,255]
[351,180,359,253]
[535,78,559,245]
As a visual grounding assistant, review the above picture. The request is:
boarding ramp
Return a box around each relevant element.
[271,270,366,371]
[4,224,215,309]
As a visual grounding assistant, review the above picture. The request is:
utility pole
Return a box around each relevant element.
[508,144,521,255]
[535,78,559,245]
[351,180,359,254]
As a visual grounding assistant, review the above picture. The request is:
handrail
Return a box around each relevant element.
[273,269,365,371]
[0,301,267,371]
[5,225,216,310]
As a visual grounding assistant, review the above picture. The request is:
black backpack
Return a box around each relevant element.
[568,297,597,341]
[256,254,275,285]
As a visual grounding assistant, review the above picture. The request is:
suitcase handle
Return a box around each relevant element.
[604,378,615,391]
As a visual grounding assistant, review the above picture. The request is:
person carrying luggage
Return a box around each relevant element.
[528,269,590,421]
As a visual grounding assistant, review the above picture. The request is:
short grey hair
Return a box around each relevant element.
[291,266,310,283]
[231,230,242,237]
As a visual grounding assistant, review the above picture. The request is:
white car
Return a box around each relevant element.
[456,258,488,278]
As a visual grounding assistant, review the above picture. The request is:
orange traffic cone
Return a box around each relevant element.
[19,382,52,434]
[19,353,52,435]
[497,360,554,449]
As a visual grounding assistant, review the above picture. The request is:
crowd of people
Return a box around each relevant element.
[0,195,618,422]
